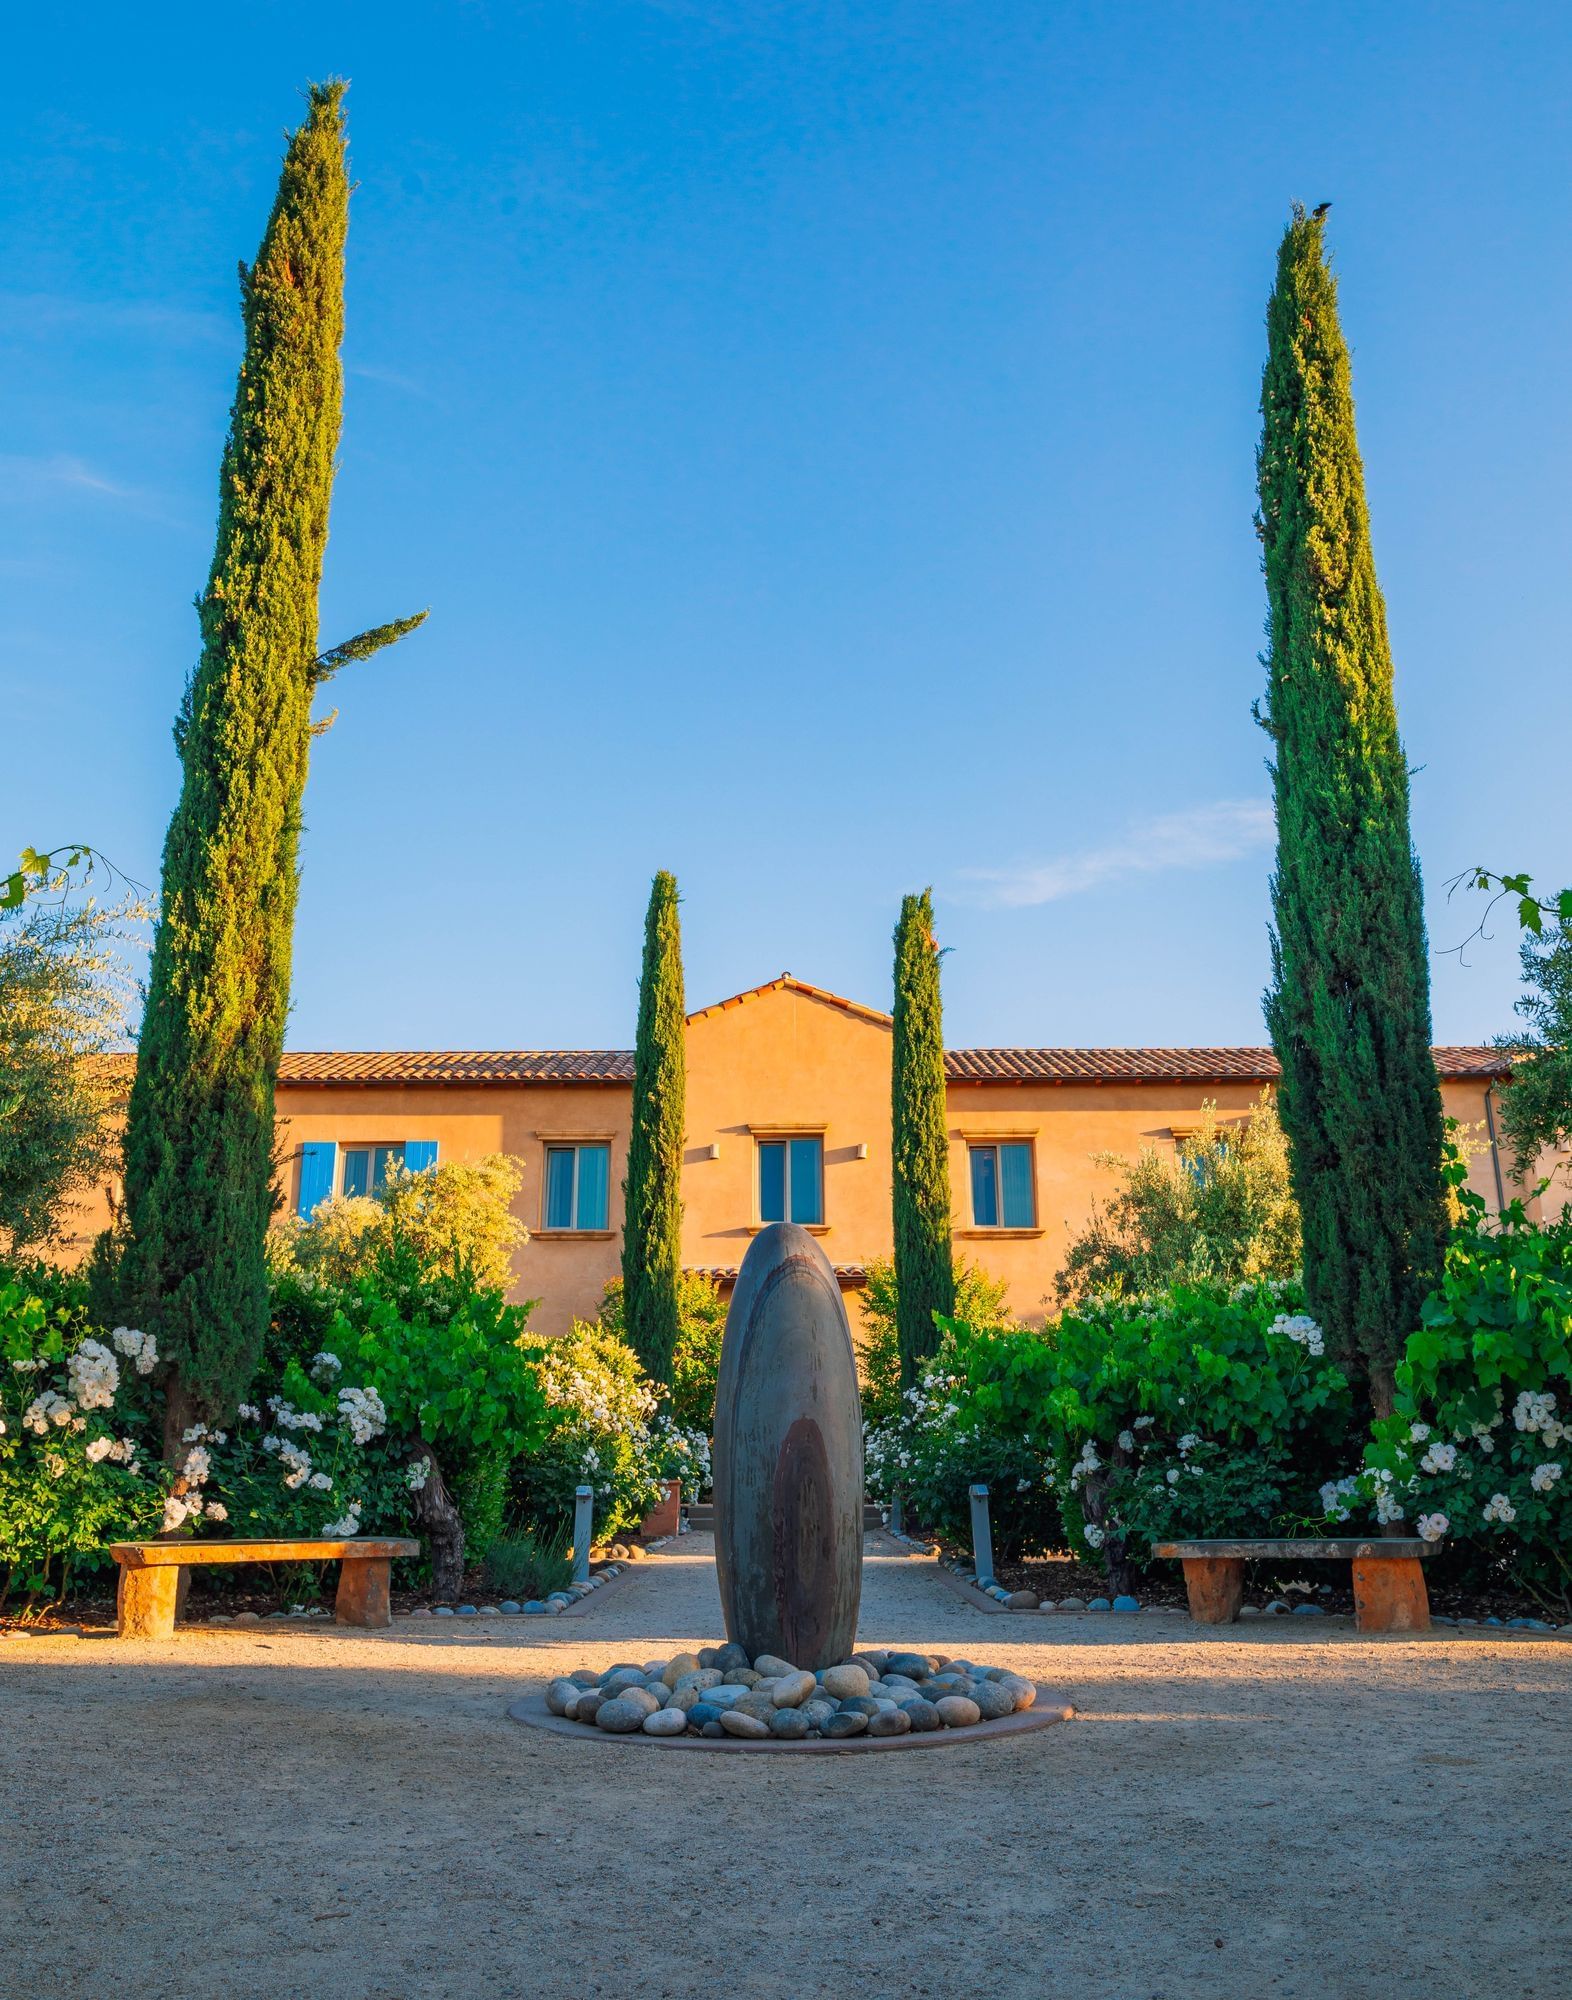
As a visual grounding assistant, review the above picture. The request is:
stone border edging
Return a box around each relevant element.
[505,1687,1074,1752]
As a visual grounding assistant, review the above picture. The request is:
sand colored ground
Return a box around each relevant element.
[2,1534,1567,1999]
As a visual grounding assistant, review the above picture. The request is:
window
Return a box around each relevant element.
[757,1136,824,1226]
[341,1144,405,1200]
[543,1143,610,1231]
[969,1141,1035,1228]
[295,1140,437,1219]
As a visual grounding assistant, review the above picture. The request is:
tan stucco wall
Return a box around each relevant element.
[54,993,1527,1341]
[274,1081,632,1339]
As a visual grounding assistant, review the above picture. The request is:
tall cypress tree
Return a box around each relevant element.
[891,889,955,1387]
[622,871,686,1385]
[117,84,423,1444]
[1257,205,1447,1415]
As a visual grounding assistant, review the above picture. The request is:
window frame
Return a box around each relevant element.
[338,1141,406,1200]
[538,1138,614,1235]
[753,1131,827,1229]
[965,1137,1038,1231]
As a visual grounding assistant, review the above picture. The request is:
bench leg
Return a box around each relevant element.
[1352,1556,1430,1634]
[117,1565,179,1640]
[335,1558,393,1628]
[1182,1556,1245,1624]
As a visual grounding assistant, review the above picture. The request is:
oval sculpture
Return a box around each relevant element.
[712,1223,864,1669]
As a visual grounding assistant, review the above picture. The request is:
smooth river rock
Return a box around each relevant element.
[712,1224,864,1669]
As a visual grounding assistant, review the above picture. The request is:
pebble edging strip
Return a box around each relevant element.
[508,1640,1072,1750]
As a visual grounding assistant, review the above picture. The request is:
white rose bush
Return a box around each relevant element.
[1,1274,166,1608]
[1341,1189,1572,1609]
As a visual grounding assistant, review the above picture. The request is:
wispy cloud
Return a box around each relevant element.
[0,290,230,346]
[0,452,143,502]
[955,799,1274,909]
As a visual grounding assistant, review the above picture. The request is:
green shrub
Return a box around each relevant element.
[863,1326,1061,1559]
[858,1256,1011,1429]
[597,1271,725,1435]
[1341,1181,1572,1610]
[0,1268,167,1605]
[484,1521,573,1602]
[868,1279,1353,1582]
[512,1320,665,1542]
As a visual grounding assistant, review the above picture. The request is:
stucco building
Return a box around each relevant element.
[232,975,1518,1337]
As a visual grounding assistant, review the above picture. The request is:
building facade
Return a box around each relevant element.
[236,975,1517,1337]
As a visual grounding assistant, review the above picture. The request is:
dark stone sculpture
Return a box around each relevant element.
[712,1223,863,1668]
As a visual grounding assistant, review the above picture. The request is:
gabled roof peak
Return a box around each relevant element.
[686,974,893,1029]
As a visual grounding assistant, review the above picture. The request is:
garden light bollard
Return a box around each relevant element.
[968,1482,994,1587]
[889,1488,904,1536]
[572,1484,594,1585]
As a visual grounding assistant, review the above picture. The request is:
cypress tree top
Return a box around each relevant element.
[622,870,686,1385]
[891,888,955,1387]
[1257,205,1447,1410]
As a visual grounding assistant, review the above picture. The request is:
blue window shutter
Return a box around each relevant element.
[404,1140,438,1174]
[297,1143,336,1219]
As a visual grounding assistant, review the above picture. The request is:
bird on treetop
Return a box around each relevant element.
[1312,201,1332,219]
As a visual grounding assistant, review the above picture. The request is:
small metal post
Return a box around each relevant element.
[572,1484,594,1585]
[889,1488,905,1537]
[968,1482,994,1586]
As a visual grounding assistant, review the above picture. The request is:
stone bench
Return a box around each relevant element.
[109,1537,420,1640]
[1150,1538,1433,1633]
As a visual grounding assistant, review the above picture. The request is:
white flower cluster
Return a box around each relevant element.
[67,1339,120,1410]
[1320,1476,1359,1523]
[1417,1512,1449,1543]
[1068,1441,1101,1492]
[1409,1422,1431,1444]
[1270,1313,1326,1357]
[1117,1429,1136,1453]
[1418,1441,1457,1475]
[110,1326,158,1375]
[406,1456,431,1492]
[274,1441,315,1490]
[1176,1433,1200,1456]
[1514,1390,1566,1446]
[1482,1491,1517,1525]
[1371,1468,1405,1525]
[311,1351,344,1380]
[1529,1461,1563,1494]
[267,1397,324,1433]
[23,1391,74,1435]
[237,1403,260,1423]
[337,1384,387,1446]
[322,1501,363,1537]
[1082,1522,1106,1550]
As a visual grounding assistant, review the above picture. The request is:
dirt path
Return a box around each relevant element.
[3,1534,1567,1999]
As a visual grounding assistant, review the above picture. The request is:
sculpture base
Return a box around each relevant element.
[506,1688,1074,1751]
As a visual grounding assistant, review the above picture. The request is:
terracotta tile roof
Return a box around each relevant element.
[943,1045,1510,1083]
[690,1263,869,1287]
[271,1041,1509,1088]
[277,1050,633,1086]
[686,974,893,1029]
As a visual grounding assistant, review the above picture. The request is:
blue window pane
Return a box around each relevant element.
[342,1148,371,1200]
[545,1148,575,1229]
[371,1143,405,1193]
[970,1147,999,1227]
[404,1139,438,1173]
[576,1144,609,1230]
[789,1137,823,1226]
[759,1142,786,1223]
[1000,1143,1034,1228]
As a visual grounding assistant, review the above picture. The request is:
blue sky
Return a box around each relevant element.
[6,2,1569,1052]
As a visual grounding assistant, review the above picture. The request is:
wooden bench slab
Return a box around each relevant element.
[109,1537,419,1640]
[1150,1538,1432,1634]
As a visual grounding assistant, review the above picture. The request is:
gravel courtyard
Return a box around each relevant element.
[3,1533,1567,2000]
